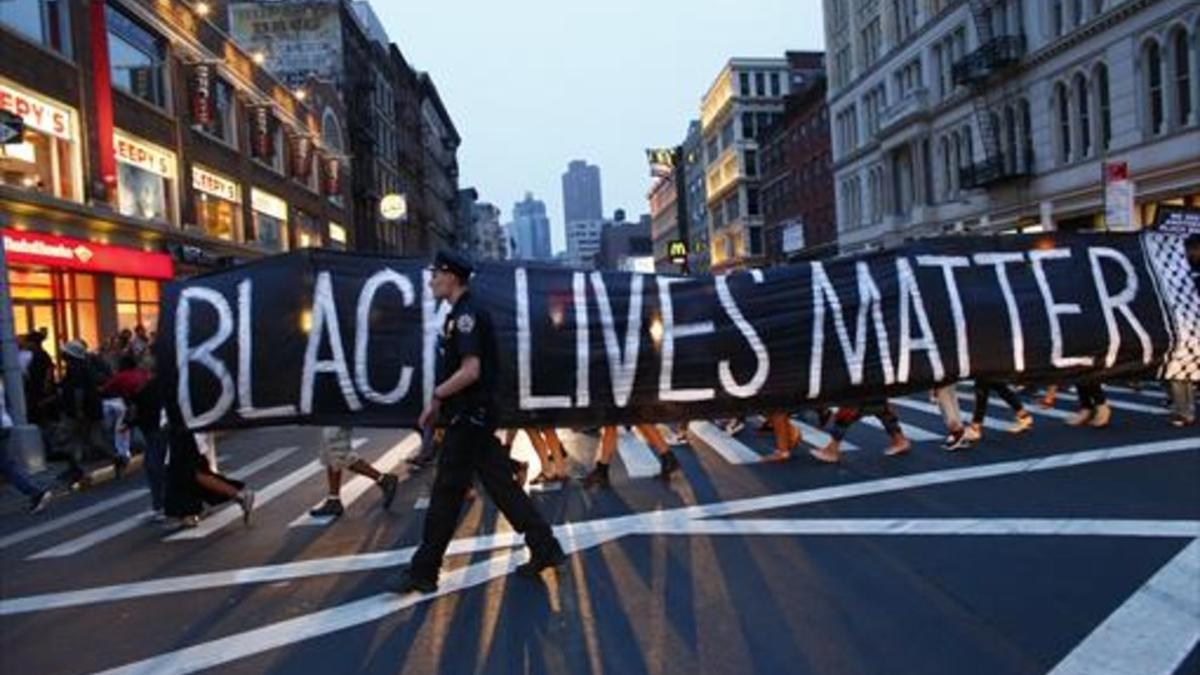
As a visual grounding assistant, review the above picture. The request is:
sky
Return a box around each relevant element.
[375,0,826,253]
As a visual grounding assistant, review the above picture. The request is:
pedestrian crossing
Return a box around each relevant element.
[0,384,1186,563]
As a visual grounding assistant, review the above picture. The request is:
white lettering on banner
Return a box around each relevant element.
[176,287,235,428]
[1029,248,1095,369]
[354,270,415,405]
[300,273,362,414]
[573,272,590,407]
[716,271,769,398]
[516,269,571,410]
[973,252,1027,372]
[809,261,895,399]
[1087,247,1153,368]
[916,255,972,379]
[657,277,716,402]
[590,272,644,408]
[0,82,72,140]
[895,258,945,383]
[193,166,241,203]
[237,281,297,420]
[421,270,450,406]
[251,188,288,220]
[114,131,175,179]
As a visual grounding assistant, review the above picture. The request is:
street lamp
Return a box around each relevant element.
[251,50,267,66]
[194,1,211,18]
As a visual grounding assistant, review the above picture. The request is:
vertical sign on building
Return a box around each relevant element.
[289,132,314,179]
[250,106,274,159]
[191,63,214,126]
[321,154,341,196]
[1103,161,1136,231]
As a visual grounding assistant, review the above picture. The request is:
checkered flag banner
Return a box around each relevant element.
[1144,233,1200,381]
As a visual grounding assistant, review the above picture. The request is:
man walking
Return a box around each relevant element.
[308,426,399,518]
[390,252,565,594]
[1,380,51,513]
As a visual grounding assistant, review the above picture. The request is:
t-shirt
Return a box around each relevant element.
[102,369,150,400]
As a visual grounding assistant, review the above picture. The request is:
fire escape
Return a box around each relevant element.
[952,0,1030,189]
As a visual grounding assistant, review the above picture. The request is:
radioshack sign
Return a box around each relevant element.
[3,229,174,279]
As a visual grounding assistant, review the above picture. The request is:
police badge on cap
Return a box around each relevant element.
[432,250,474,281]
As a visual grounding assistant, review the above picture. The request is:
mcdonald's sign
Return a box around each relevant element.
[668,239,688,265]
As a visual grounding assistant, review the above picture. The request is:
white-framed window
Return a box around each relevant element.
[0,78,82,201]
[0,0,71,57]
[195,77,237,148]
[249,188,288,251]
[107,2,168,110]
[191,164,242,241]
[114,130,176,224]
[1144,39,1165,136]
[1056,82,1072,163]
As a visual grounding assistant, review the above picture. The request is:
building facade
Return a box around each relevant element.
[459,196,508,261]
[823,0,1200,255]
[561,159,603,225]
[597,219,653,272]
[647,172,679,272]
[509,192,552,260]
[0,0,349,361]
[681,120,711,274]
[761,73,837,262]
[418,73,461,252]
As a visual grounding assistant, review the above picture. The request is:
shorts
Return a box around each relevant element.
[318,426,359,470]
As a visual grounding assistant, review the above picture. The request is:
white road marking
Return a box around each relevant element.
[688,421,763,464]
[290,436,419,527]
[1048,537,1200,675]
[859,417,942,442]
[953,391,1074,422]
[8,437,1198,621]
[1053,390,1168,415]
[506,429,544,490]
[1105,385,1167,400]
[616,428,660,478]
[655,518,1200,539]
[889,397,1010,433]
[28,447,301,559]
[0,489,146,551]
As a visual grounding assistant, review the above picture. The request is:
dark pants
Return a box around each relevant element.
[1077,383,1107,409]
[1,429,41,498]
[141,427,168,511]
[973,380,1024,423]
[410,423,559,581]
[830,402,901,441]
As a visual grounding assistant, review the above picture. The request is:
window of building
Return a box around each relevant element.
[192,164,241,241]
[1057,83,1072,163]
[755,72,766,97]
[295,210,322,248]
[744,149,758,177]
[721,119,734,147]
[60,272,99,353]
[1173,28,1192,126]
[1092,0,1104,15]
[250,188,288,251]
[0,0,70,56]
[746,187,760,216]
[114,130,175,223]
[893,0,918,42]
[0,79,81,201]
[1146,40,1164,135]
[1096,64,1112,150]
[1053,0,1065,36]
[861,18,882,68]
[1020,99,1033,168]
[1005,106,1018,172]
[106,3,167,109]
[196,78,237,147]
[739,72,751,97]
[742,112,756,140]
[749,226,762,255]
[724,192,740,222]
[1071,0,1083,27]
[962,124,974,167]
[706,137,719,164]
[769,72,780,97]
[115,277,160,333]
[1075,74,1091,158]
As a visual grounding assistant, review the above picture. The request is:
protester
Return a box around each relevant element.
[129,357,169,520]
[99,354,146,477]
[503,428,568,484]
[163,400,255,528]
[583,424,681,487]
[1168,235,1200,427]
[968,380,1033,440]
[932,385,972,450]
[20,330,58,455]
[810,400,911,464]
[762,411,802,462]
[1,380,51,513]
[57,340,107,487]
[391,251,564,594]
[1068,382,1112,427]
[308,426,400,518]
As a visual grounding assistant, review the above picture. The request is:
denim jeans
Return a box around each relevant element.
[142,427,168,511]
[1,429,42,498]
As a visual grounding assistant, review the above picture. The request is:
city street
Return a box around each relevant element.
[1,384,1196,675]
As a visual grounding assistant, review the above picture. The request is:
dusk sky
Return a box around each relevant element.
[374,1,825,253]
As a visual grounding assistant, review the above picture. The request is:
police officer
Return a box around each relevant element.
[390,251,565,594]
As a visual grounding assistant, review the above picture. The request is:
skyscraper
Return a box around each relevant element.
[561,160,603,225]
[509,192,553,260]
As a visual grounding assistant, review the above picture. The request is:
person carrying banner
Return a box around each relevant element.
[932,385,972,451]
[390,251,565,595]
[502,428,565,484]
[1068,383,1112,427]
[762,412,802,462]
[810,400,910,463]
[1167,235,1199,427]
[967,380,1033,440]
[308,426,400,519]
[582,424,680,488]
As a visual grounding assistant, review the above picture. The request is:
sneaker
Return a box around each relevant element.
[657,450,680,481]
[309,498,345,518]
[240,489,256,525]
[516,545,567,578]
[724,419,745,435]
[1067,409,1093,427]
[28,490,51,514]
[1090,404,1112,428]
[964,423,982,442]
[942,429,970,452]
[377,474,399,510]
[1009,411,1033,434]
[582,463,610,489]
[388,568,438,595]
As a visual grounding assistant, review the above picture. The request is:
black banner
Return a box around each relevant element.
[159,232,1200,431]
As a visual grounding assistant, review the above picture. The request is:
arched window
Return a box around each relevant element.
[1172,27,1192,126]
[1146,40,1164,135]
[1004,106,1018,172]
[940,136,952,199]
[1095,64,1112,150]
[1020,99,1033,170]
[1075,74,1091,158]
[962,124,973,168]
[1053,0,1065,36]
[1056,82,1072,163]
[989,111,1002,167]
[321,109,344,153]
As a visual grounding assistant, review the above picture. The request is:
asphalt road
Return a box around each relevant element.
[0,384,1197,675]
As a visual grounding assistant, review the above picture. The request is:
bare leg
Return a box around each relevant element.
[348,459,381,482]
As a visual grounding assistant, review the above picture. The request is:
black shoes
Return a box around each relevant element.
[389,568,438,595]
[516,545,567,578]
[657,450,680,481]
[582,462,610,489]
[309,498,344,518]
[378,474,399,510]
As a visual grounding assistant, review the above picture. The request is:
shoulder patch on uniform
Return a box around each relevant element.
[456,314,476,333]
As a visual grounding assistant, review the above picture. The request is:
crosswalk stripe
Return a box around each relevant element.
[164,440,367,542]
[1104,385,1167,400]
[860,417,942,442]
[889,397,1011,432]
[0,487,146,551]
[289,435,420,527]
[688,421,763,464]
[1053,390,1168,415]
[28,446,301,559]
[617,428,661,478]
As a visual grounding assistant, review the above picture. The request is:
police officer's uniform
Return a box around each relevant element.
[404,253,563,588]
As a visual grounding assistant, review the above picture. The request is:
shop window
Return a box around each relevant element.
[107,4,167,109]
[115,276,160,332]
[192,165,241,240]
[250,188,288,251]
[62,271,99,351]
[114,131,176,223]
[0,0,70,56]
[0,83,80,201]
[295,210,322,248]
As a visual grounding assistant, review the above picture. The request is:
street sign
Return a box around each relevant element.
[0,110,24,144]
[668,239,687,265]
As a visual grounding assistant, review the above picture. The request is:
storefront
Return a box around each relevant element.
[114,130,177,224]
[0,77,83,201]
[3,228,174,360]
[294,209,321,248]
[328,222,347,250]
[249,187,287,251]
[191,164,242,241]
